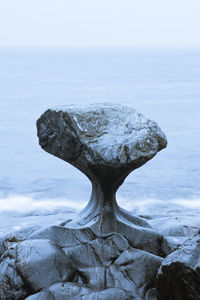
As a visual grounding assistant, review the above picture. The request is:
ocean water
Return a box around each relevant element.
[0,48,200,219]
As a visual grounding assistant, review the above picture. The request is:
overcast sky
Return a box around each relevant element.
[0,0,200,48]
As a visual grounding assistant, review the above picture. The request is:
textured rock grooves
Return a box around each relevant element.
[36,104,167,231]
[36,104,169,255]
[0,103,170,299]
[156,235,200,300]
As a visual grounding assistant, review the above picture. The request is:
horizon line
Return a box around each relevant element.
[0,45,200,50]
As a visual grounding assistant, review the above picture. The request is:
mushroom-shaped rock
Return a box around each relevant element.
[37,103,168,256]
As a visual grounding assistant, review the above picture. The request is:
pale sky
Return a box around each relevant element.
[0,0,200,48]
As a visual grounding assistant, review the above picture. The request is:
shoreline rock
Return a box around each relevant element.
[0,103,170,299]
[156,235,200,300]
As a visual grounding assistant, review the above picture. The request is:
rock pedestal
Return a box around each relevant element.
[0,103,169,299]
[37,103,168,254]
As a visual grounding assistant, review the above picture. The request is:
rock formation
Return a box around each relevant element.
[36,103,168,254]
[0,103,170,299]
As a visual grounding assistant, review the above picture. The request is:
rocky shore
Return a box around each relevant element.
[0,103,199,300]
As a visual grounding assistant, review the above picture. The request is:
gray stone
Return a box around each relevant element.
[15,239,72,291]
[156,235,200,300]
[0,231,164,299]
[112,248,162,298]
[49,225,96,248]
[0,239,72,299]
[26,283,134,300]
[61,234,130,288]
[37,103,167,168]
[36,103,167,232]
[0,245,27,299]
[0,233,25,257]
[0,104,168,299]
[37,103,168,256]
[29,226,52,240]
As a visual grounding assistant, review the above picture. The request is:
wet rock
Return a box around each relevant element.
[50,222,168,257]
[26,283,134,300]
[0,104,168,299]
[0,239,72,299]
[28,226,52,240]
[37,103,167,169]
[0,231,164,299]
[0,233,25,257]
[37,103,169,257]
[156,235,200,300]
[114,248,163,292]
[23,237,162,299]
[15,240,72,291]
[0,244,27,299]
[0,259,26,300]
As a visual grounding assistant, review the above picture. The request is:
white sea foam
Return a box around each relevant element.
[0,195,85,211]
[0,194,200,237]
[2,195,200,214]
[0,195,82,236]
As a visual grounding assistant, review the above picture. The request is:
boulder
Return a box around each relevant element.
[156,235,200,300]
[0,239,72,299]
[0,243,27,299]
[0,232,163,299]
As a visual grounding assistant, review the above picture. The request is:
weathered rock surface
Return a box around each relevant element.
[0,103,169,299]
[37,103,168,252]
[37,103,167,167]
[156,235,200,300]
[0,232,163,299]
[26,284,134,300]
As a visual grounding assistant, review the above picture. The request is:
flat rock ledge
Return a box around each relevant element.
[0,103,172,300]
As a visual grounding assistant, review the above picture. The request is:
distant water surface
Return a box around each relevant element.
[0,48,200,212]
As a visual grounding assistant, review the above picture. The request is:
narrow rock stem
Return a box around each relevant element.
[66,181,119,228]
[66,179,150,230]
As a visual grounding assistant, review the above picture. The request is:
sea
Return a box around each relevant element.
[0,48,200,234]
